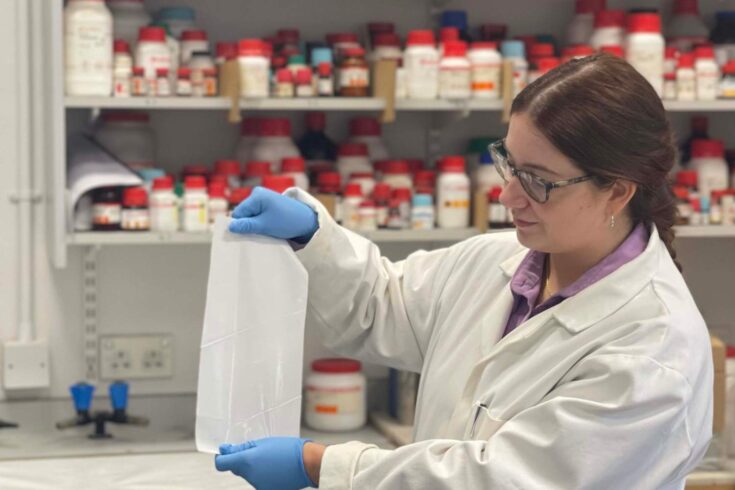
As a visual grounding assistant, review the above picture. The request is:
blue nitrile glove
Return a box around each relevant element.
[228,187,318,244]
[214,437,315,490]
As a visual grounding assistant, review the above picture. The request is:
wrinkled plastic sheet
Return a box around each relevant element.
[196,217,308,453]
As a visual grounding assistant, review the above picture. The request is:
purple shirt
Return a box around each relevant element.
[502,222,650,338]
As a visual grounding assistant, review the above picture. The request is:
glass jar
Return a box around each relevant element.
[339,47,369,97]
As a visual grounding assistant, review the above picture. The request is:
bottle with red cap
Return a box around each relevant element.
[625,12,665,97]
[381,160,413,191]
[65,0,113,96]
[348,116,390,162]
[135,26,172,86]
[208,181,229,228]
[251,118,301,173]
[405,30,440,99]
[180,29,209,65]
[150,176,178,232]
[304,358,366,431]
[691,139,729,201]
[113,40,133,97]
[242,161,272,187]
[590,10,626,50]
[228,187,252,213]
[182,175,209,232]
[370,183,391,228]
[370,32,402,64]
[295,68,315,97]
[121,186,150,231]
[348,172,376,198]
[92,187,123,231]
[390,188,413,229]
[214,160,242,189]
[414,170,437,197]
[439,41,471,99]
[339,47,370,97]
[215,42,238,66]
[336,142,372,182]
[694,44,720,101]
[667,0,709,52]
[676,52,696,101]
[282,156,309,191]
[235,117,261,164]
[357,200,378,232]
[468,42,501,99]
[437,156,470,229]
[529,57,561,84]
[298,112,338,178]
[566,0,607,46]
[275,68,294,98]
[341,183,364,230]
[487,186,509,229]
[238,39,270,98]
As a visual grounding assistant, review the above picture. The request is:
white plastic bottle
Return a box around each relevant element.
[625,12,665,97]
[281,156,310,191]
[180,30,209,66]
[439,41,471,99]
[135,27,172,88]
[589,10,626,50]
[370,32,403,64]
[238,39,270,98]
[501,41,528,98]
[348,117,390,162]
[695,45,720,101]
[411,194,435,230]
[107,0,150,48]
[474,151,505,194]
[234,117,261,163]
[676,53,696,101]
[437,156,470,229]
[188,51,215,97]
[304,358,366,432]
[404,30,439,99]
[691,139,729,200]
[468,42,501,99]
[208,182,229,228]
[381,160,414,191]
[64,0,113,96]
[112,40,133,97]
[150,176,178,232]
[251,118,300,174]
[336,143,373,182]
[666,0,710,53]
[566,0,606,46]
[341,183,364,230]
[183,176,209,232]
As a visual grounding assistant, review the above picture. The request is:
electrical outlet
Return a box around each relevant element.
[99,335,173,380]
[3,340,50,390]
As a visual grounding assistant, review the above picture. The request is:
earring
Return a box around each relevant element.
[610,215,615,229]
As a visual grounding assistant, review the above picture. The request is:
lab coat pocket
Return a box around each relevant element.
[470,403,507,440]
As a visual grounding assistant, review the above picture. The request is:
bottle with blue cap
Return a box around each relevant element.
[475,150,505,194]
[411,194,435,230]
[441,10,473,43]
[155,7,196,40]
[501,40,529,97]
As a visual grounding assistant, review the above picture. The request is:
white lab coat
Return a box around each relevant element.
[287,188,713,490]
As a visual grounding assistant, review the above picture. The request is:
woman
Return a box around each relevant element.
[215,54,712,489]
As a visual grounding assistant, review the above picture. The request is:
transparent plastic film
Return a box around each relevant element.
[196,217,308,454]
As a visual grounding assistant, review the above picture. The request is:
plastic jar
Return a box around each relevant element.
[235,117,261,164]
[275,68,294,97]
[404,30,439,99]
[720,61,735,98]
[242,161,272,188]
[392,188,413,229]
[107,0,150,47]
[691,139,729,200]
[348,117,390,162]
[411,194,435,230]
[694,44,720,101]
[295,68,315,97]
[382,160,413,191]
[590,10,626,50]
[501,41,528,98]
[214,160,242,189]
[676,53,696,101]
[150,176,178,232]
[252,118,300,173]
[372,183,391,228]
[188,51,214,96]
[566,0,605,46]
[468,42,501,99]
[371,33,403,64]
[182,176,209,232]
[135,26,171,85]
[239,39,270,98]
[666,0,710,53]
[625,12,664,97]
[113,40,133,97]
[348,172,376,198]
[64,0,113,96]
[156,7,195,39]
[529,57,561,84]
[474,151,505,194]
[92,187,122,231]
[180,30,209,66]
[228,187,253,212]
[208,182,228,227]
[176,68,192,96]
[439,41,471,99]
[282,157,309,191]
[94,111,155,170]
[121,186,149,231]
[262,175,296,194]
[339,47,370,97]
[357,200,378,232]
[437,156,470,229]
[341,184,364,230]
[216,42,238,66]
[336,143,372,182]
[304,358,366,432]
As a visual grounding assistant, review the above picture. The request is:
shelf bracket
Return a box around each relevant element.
[82,245,101,382]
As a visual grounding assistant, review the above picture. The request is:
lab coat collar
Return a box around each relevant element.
[498,225,664,334]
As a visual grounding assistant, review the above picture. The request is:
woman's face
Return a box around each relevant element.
[500,113,615,254]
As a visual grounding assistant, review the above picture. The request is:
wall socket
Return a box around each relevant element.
[99,335,174,380]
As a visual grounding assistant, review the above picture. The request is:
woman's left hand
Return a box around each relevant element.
[215,437,324,489]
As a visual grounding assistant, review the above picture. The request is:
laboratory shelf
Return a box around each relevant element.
[662,100,735,112]
[674,225,735,238]
[66,228,481,246]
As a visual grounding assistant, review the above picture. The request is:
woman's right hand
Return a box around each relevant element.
[228,187,319,244]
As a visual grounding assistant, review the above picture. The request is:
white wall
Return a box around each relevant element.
[2,0,735,402]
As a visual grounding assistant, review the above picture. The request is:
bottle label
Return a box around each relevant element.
[627,47,663,95]
[176,79,192,96]
[677,73,696,100]
[184,198,209,230]
[339,67,369,89]
[121,209,150,230]
[151,199,178,231]
[439,67,471,98]
[93,204,121,225]
[65,19,111,76]
[156,78,171,96]
[113,77,131,97]
[305,386,362,415]
[696,69,720,99]
[132,76,147,96]
[318,78,334,96]
[471,63,501,94]
[241,66,269,97]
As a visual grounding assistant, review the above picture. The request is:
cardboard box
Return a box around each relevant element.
[712,335,726,434]
[473,190,488,233]
[315,194,337,219]
[371,59,397,124]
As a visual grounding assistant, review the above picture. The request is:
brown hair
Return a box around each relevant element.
[511,53,681,271]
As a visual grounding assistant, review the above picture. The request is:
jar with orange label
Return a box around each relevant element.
[304,358,366,431]
[338,47,369,97]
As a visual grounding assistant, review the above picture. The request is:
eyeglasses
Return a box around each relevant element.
[488,139,593,204]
